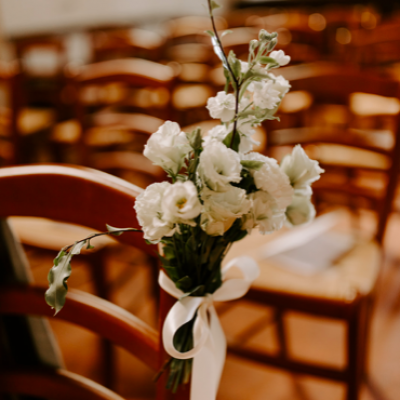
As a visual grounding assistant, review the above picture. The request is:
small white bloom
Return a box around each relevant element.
[200,186,251,236]
[240,60,250,74]
[161,181,202,225]
[207,120,259,154]
[242,152,294,210]
[269,73,291,97]
[144,121,191,175]
[134,182,175,242]
[286,194,316,226]
[242,190,286,234]
[248,80,281,110]
[270,50,291,66]
[199,141,242,191]
[280,145,324,194]
[206,91,236,122]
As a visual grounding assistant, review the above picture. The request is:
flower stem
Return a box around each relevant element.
[207,0,240,149]
[62,228,142,253]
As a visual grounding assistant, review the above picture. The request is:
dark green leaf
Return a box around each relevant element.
[221,30,232,38]
[260,56,279,65]
[164,265,181,282]
[210,0,221,11]
[240,160,265,170]
[45,253,72,315]
[175,276,193,292]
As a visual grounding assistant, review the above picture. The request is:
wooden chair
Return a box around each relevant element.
[12,34,67,111]
[0,61,55,165]
[223,63,400,400]
[89,26,166,63]
[50,58,175,165]
[0,164,189,400]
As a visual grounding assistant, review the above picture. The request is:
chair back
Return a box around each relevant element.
[0,164,189,399]
[66,58,175,165]
[266,62,400,244]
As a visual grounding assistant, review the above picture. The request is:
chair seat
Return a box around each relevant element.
[225,223,381,302]
[8,216,115,252]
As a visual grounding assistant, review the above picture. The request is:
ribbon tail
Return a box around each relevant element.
[190,306,226,400]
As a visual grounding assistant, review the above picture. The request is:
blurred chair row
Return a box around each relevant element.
[1,64,400,399]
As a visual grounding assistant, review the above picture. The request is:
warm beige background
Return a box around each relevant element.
[0,0,230,37]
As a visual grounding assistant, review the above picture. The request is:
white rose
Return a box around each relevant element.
[198,141,242,191]
[270,50,291,66]
[206,91,236,122]
[144,121,192,175]
[207,121,259,154]
[280,145,324,194]
[286,194,316,226]
[242,190,286,234]
[134,182,175,242]
[269,73,291,97]
[241,152,294,210]
[200,186,251,236]
[248,80,281,110]
[161,181,202,225]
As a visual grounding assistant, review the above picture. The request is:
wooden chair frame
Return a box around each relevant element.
[0,164,189,400]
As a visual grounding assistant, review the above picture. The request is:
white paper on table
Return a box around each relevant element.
[260,211,356,276]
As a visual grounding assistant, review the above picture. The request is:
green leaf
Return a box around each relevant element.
[53,250,66,266]
[240,160,265,170]
[105,224,139,236]
[175,276,193,292]
[221,30,232,38]
[260,56,279,65]
[210,35,228,69]
[205,30,215,38]
[45,253,72,315]
[210,0,221,11]
[164,265,181,282]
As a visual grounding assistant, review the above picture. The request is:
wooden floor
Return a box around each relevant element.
[26,212,400,400]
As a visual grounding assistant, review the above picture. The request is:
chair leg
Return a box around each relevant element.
[346,298,368,400]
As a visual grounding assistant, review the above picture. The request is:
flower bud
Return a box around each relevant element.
[258,30,278,42]
[267,38,278,51]
[249,39,259,51]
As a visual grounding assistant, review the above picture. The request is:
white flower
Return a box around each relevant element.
[285,194,316,226]
[280,145,324,195]
[134,182,175,242]
[239,60,250,74]
[198,141,242,191]
[248,80,281,110]
[144,121,192,175]
[242,190,286,234]
[206,91,236,122]
[200,186,251,236]
[269,73,291,97]
[162,181,202,225]
[207,120,259,154]
[270,50,291,66]
[241,152,294,210]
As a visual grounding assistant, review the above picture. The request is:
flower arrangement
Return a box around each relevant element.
[45,1,323,399]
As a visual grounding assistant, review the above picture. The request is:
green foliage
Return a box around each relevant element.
[241,160,265,171]
[210,0,220,11]
[45,241,85,314]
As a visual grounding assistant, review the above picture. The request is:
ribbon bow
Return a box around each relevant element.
[159,256,260,400]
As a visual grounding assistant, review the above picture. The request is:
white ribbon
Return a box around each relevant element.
[159,256,260,400]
